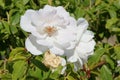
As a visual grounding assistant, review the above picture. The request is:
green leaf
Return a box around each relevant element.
[95,0,101,6]
[114,46,120,60]
[104,55,115,69]
[9,47,25,57]
[28,67,42,80]
[66,75,75,80]
[0,21,3,29]
[114,75,120,80]
[10,25,18,34]
[83,0,90,7]
[0,73,12,80]
[29,0,38,9]
[100,65,113,80]
[14,0,24,9]
[108,9,117,18]
[9,47,28,62]
[42,70,51,80]
[111,27,120,32]
[22,0,29,5]
[0,0,5,8]
[12,60,27,79]
[88,48,106,69]
[113,0,120,9]
[95,2,107,11]
[31,59,48,72]
[50,66,63,79]
[74,7,85,19]
[106,18,118,29]
[65,72,76,80]
[2,21,10,34]
[11,13,20,25]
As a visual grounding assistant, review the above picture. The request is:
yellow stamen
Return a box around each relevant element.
[44,26,57,36]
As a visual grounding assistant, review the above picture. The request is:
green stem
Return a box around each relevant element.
[6,12,10,23]
[90,71,100,76]
[3,59,7,70]
[64,2,70,9]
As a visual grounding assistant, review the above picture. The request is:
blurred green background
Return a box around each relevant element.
[0,0,120,80]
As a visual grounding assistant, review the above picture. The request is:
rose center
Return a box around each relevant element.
[44,26,57,36]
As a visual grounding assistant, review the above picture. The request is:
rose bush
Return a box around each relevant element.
[1,0,120,79]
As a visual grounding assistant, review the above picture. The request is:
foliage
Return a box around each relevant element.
[0,0,120,80]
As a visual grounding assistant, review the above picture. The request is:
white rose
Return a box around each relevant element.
[66,18,96,71]
[20,5,77,55]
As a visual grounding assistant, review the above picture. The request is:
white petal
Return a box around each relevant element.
[43,5,54,12]
[68,17,77,27]
[77,57,84,66]
[77,25,87,42]
[81,30,94,42]
[85,51,94,56]
[20,10,36,32]
[74,58,83,71]
[76,40,96,54]
[67,50,78,63]
[61,66,66,74]
[77,18,88,42]
[31,10,56,27]
[56,6,76,27]
[42,5,70,27]
[32,31,47,39]
[68,56,78,62]
[74,63,79,71]
[38,6,58,26]
[51,15,67,27]
[56,6,69,18]
[66,41,76,50]
[61,58,66,66]
[76,51,89,61]
[50,46,64,55]
[77,18,88,28]
[64,49,74,58]
[25,35,48,55]
[56,28,76,48]
[31,11,43,27]
[117,60,120,66]
[25,36,42,55]
[36,39,53,48]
